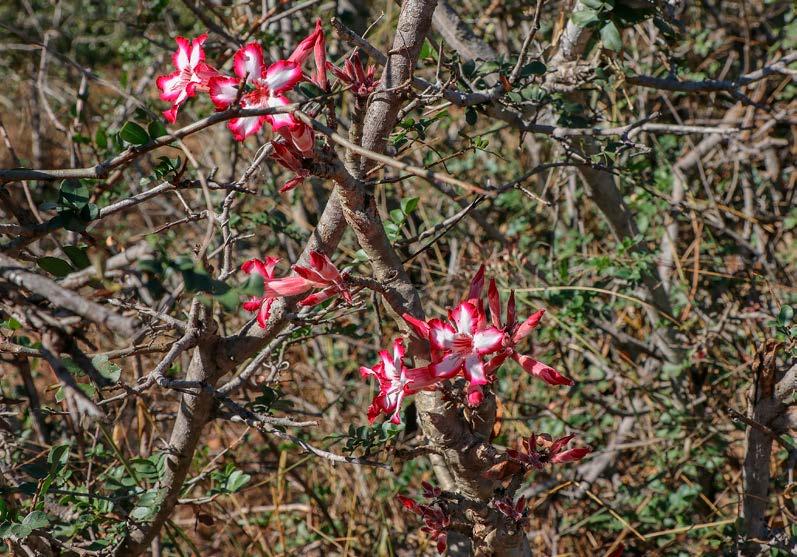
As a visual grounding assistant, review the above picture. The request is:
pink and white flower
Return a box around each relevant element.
[405,301,505,406]
[360,338,414,424]
[209,42,304,141]
[156,34,218,123]
[241,251,353,328]
[292,251,353,307]
[241,256,284,328]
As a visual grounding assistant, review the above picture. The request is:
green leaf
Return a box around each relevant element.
[600,21,623,51]
[419,38,434,60]
[147,120,168,139]
[59,179,90,210]
[478,61,501,75]
[79,202,98,220]
[62,245,90,270]
[0,522,33,540]
[36,257,74,277]
[389,208,405,224]
[384,221,400,241]
[130,457,163,481]
[47,444,70,470]
[571,9,599,27]
[0,317,21,331]
[225,470,251,493]
[462,59,476,78]
[465,108,478,126]
[778,305,794,326]
[21,511,49,530]
[91,354,122,383]
[520,61,547,77]
[401,197,419,215]
[119,121,150,146]
[129,506,156,522]
[95,128,108,149]
[214,287,240,312]
[78,383,96,399]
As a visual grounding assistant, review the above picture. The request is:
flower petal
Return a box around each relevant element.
[404,366,437,392]
[278,176,305,193]
[360,363,380,379]
[468,264,485,301]
[162,105,179,124]
[264,60,303,94]
[406,355,462,391]
[506,290,517,329]
[402,313,430,339]
[265,95,297,134]
[292,264,325,285]
[483,350,509,375]
[388,388,406,424]
[513,353,574,386]
[431,353,463,379]
[428,319,455,351]
[242,296,263,312]
[466,383,484,407]
[366,399,382,423]
[473,327,505,355]
[189,34,208,68]
[172,36,192,70]
[271,140,303,172]
[463,354,488,386]
[256,298,274,328]
[263,276,312,297]
[194,61,218,84]
[551,446,591,464]
[513,308,545,343]
[241,258,268,279]
[392,337,406,363]
[208,75,239,109]
[312,21,327,90]
[228,114,266,141]
[297,284,338,307]
[288,20,322,64]
[156,69,187,102]
[233,43,264,82]
[285,122,315,157]
[308,251,341,282]
[261,256,280,278]
[488,278,501,327]
[449,302,477,335]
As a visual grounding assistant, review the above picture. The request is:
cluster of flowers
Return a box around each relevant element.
[155,22,376,191]
[506,432,591,468]
[397,482,450,554]
[397,435,591,553]
[360,265,575,424]
[241,251,352,328]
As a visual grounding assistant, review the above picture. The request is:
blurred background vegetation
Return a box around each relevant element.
[1,0,796,555]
